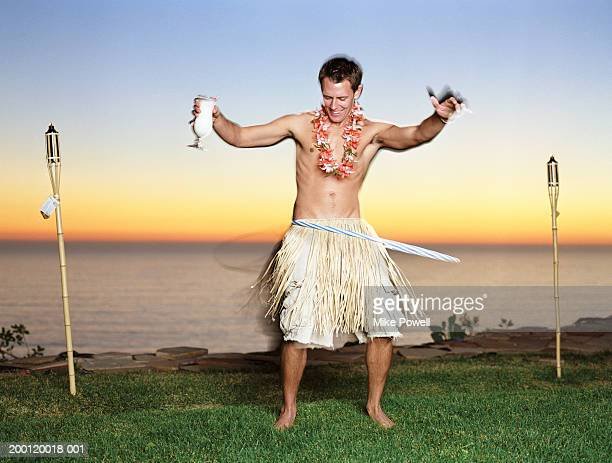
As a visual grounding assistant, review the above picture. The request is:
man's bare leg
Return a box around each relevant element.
[275,340,307,429]
[365,337,395,428]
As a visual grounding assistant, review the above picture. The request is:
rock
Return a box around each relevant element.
[243,353,280,366]
[132,353,156,361]
[584,332,612,350]
[393,332,436,347]
[155,346,208,360]
[544,332,612,353]
[56,351,95,359]
[0,359,69,373]
[148,357,180,372]
[93,352,134,359]
[396,347,450,360]
[446,346,487,357]
[1,355,59,366]
[28,361,70,372]
[438,331,612,354]
[421,344,453,352]
[461,332,549,352]
[76,357,150,372]
[202,353,250,359]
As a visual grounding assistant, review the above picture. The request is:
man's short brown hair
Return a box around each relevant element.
[318,55,363,92]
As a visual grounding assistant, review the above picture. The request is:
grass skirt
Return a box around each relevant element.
[257,218,420,349]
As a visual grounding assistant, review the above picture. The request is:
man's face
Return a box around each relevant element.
[320,77,362,124]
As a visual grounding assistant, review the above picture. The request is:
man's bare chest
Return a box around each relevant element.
[294,122,378,165]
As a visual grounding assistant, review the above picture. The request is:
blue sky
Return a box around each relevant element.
[2,0,611,243]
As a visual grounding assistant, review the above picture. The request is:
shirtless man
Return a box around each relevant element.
[193,56,461,430]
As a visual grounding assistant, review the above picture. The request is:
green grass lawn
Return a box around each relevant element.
[1,352,611,462]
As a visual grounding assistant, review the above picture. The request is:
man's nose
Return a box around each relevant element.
[330,99,338,110]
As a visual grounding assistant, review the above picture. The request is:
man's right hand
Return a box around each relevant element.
[192,99,219,121]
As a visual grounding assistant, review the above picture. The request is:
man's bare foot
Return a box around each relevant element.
[365,404,395,429]
[274,406,297,430]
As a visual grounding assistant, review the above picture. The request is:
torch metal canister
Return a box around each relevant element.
[44,123,77,395]
[547,156,561,379]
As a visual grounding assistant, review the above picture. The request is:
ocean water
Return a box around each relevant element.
[1,241,611,356]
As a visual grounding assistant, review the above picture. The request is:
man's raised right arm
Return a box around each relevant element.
[193,101,299,148]
[215,111,299,148]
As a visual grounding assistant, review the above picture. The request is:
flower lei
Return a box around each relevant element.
[312,101,365,178]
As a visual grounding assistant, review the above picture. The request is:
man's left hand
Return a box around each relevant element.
[427,86,470,122]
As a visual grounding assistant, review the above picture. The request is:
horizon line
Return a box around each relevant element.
[1,238,611,247]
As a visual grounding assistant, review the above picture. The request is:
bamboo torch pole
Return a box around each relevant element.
[42,123,77,395]
[547,156,561,379]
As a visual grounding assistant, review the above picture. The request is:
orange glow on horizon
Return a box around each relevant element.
[2,228,610,245]
[4,156,611,246]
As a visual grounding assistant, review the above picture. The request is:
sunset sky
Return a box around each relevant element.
[2,0,611,244]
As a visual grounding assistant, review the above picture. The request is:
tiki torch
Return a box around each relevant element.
[40,123,77,395]
[547,156,561,379]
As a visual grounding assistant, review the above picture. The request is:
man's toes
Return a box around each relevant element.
[274,409,296,430]
[274,418,294,430]
[381,416,395,428]
[366,407,395,428]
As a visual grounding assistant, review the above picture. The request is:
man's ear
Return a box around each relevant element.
[354,84,363,100]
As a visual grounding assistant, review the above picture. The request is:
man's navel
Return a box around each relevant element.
[328,191,336,208]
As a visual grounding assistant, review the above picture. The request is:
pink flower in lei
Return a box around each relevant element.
[312,102,365,179]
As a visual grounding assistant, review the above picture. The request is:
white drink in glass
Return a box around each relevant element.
[188,95,217,150]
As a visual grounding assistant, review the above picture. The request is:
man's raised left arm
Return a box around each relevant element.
[373,94,463,151]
